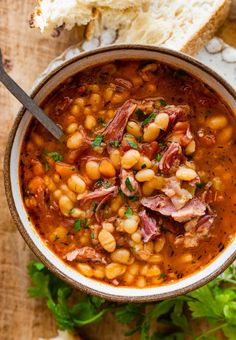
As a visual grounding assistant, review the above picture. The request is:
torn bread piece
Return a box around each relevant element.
[31,0,231,55]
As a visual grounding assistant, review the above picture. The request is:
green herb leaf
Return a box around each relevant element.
[104,181,111,189]
[129,195,140,202]
[109,140,120,148]
[98,118,106,127]
[74,219,88,231]
[95,179,103,187]
[141,164,147,169]
[160,99,167,107]
[74,219,81,231]
[27,260,236,338]
[141,113,156,126]
[196,182,206,189]
[125,177,134,192]
[45,162,49,172]
[128,140,138,150]
[92,134,103,148]
[136,108,145,119]
[46,151,63,162]
[160,272,166,279]
[125,207,133,218]
[91,202,98,213]
[27,261,108,331]
[69,208,75,216]
[90,232,95,239]
[155,153,162,161]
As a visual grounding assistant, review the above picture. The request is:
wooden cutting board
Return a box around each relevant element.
[0,1,235,340]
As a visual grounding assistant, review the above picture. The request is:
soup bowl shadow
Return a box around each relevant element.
[4,45,236,302]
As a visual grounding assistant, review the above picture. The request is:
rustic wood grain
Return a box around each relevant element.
[0,1,235,340]
[0,1,80,340]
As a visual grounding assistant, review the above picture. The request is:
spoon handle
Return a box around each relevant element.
[0,50,64,141]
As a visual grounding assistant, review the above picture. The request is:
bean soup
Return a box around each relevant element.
[20,60,236,288]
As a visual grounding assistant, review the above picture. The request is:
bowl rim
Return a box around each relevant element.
[4,44,236,302]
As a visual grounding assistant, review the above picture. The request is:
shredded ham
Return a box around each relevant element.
[141,195,206,222]
[140,141,159,160]
[175,214,215,248]
[197,128,216,147]
[95,191,114,223]
[162,176,192,210]
[160,105,190,130]
[102,99,137,142]
[77,186,118,203]
[114,78,133,90]
[171,198,206,222]
[64,247,107,264]
[172,122,193,147]
[139,209,160,243]
[159,142,183,174]
[141,195,176,216]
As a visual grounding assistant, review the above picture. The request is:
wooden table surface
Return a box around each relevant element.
[0,2,235,340]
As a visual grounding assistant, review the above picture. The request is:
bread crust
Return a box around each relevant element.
[180,0,231,55]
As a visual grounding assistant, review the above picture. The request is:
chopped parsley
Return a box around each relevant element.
[104,181,111,189]
[160,99,167,107]
[141,113,156,126]
[125,207,133,218]
[141,164,147,169]
[137,136,142,143]
[159,272,166,279]
[196,182,207,189]
[91,202,98,213]
[155,153,162,161]
[45,162,49,172]
[109,140,120,148]
[74,219,81,231]
[74,218,88,231]
[92,134,103,148]
[90,232,95,239]
[28,261,236,339]
[69,208,76,216]
[127,140,138,150]
[95,179,103,187]
[125,177,134,192]
[135,108,145,119]
[98,118,106,127]
[129,195,140,202]
[46,151,63,162]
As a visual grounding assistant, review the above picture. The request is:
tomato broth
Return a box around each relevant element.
[20,60,236,288]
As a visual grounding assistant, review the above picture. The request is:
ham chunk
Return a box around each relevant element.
[141,195,206,223]
[159,142,183,174]
[171,197,206,223]
[171,122,193,147]
[175,214,215,248]
[141,195,176,216]
[77,186,118,203]
[162,176,192,210]
[160,105,190,130]
[139,209,160,243]
[102,99,137,142]
[64,247,107,264]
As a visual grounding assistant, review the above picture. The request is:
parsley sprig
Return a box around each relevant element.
[92,134,103,148]
[28,262,236,339]
[46,151,63,162]
[141,113,156,126]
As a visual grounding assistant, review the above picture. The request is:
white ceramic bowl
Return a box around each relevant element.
[4,45,236,302]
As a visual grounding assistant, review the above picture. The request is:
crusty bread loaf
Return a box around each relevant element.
[31,0,231,55]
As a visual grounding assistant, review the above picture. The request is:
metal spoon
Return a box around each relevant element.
[0,49,64,141]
